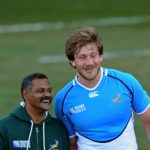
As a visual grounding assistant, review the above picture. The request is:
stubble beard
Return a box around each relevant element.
[78,66,100,82]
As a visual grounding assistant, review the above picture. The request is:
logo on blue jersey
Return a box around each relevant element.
[112,93,123,104]
[69,104,86,115]
[13,140,30,148]
[89,91,99,98]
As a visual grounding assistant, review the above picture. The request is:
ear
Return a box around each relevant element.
[70,61,76,68]
[22,89,30,101]
[100,54,103,62]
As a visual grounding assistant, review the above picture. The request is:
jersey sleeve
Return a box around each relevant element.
[54,94,76,138]
[129,74,150,114]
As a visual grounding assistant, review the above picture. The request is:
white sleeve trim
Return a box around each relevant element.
[69,134,76,139]
[136,104,150,115]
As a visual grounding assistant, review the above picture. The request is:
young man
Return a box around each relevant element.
[54,27,150,150]
[0,73,70,150]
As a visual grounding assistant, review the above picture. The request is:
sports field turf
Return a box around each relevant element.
[0,0,150,148]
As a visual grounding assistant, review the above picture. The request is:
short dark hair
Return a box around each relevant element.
[21,73,48,99]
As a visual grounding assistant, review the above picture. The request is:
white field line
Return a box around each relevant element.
[38,49,150,64]
[0,16,150,33]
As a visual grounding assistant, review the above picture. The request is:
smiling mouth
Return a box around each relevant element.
[85,68,95,73]
[85,65,96,71]
[41,99,52,103]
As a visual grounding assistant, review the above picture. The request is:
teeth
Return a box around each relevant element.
[42,99,50,103]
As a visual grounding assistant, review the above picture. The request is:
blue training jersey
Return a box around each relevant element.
[54,67,150,142]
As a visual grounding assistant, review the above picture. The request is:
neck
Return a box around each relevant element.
[33,114,45,124]
[25,106,46,124]
[77,70,101,88]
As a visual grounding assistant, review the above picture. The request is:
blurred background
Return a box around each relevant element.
[0,0,150,148]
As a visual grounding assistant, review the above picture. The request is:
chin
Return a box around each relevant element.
[43,107,50,111]
[41,103,51,109]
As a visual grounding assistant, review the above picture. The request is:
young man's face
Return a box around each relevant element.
[70,42,103,82]
[24,78,53,113]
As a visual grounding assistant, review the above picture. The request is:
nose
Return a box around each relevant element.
[44,90,52,97]
[85,56,94,65]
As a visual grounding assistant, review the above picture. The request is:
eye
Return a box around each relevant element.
[36,88,52,94]
[48,88,52,93]
[78,55,86,60]
[37,89,45,94]
[90,53,97,58]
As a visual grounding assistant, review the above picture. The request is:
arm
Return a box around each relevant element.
[0,135,5,150]
[70,136,78,150]
[0,126,7,150]
[140,107,150,142]
[54,94,77,146]
[128,74,150,142]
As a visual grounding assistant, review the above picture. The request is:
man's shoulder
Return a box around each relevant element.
[106,68,133,80]
[0,106,24,127]
[49,116,68,131]
[104,67,138,89]
[0,114,14,130]
[0,114,12,124]
[55,80,74,98]
[51,117,64,124]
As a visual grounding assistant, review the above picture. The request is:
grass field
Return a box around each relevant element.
[0,0,150,149]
